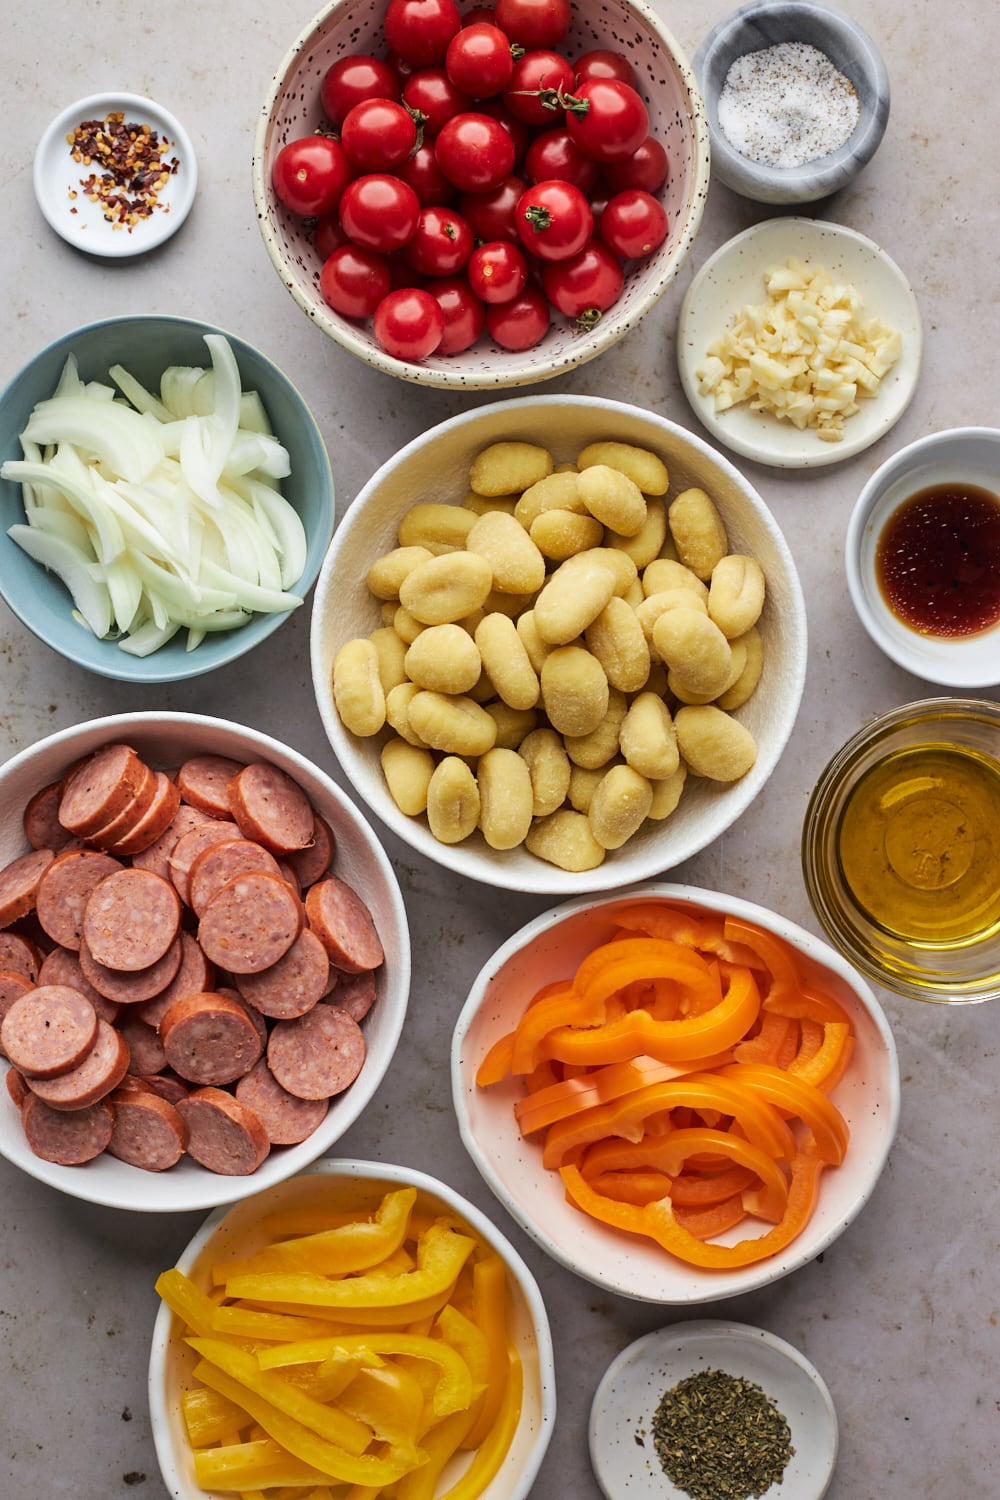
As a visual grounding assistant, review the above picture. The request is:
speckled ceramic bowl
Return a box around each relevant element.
[251,0,710,388]
[694,0,889,205]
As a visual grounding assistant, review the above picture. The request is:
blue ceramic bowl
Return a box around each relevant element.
[0,315,334,682]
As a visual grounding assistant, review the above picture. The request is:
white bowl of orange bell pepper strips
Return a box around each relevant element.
[148,1158,555,1500]
[452,884,900,1303]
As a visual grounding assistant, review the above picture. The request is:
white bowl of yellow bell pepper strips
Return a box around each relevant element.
[148,1158,555,1500]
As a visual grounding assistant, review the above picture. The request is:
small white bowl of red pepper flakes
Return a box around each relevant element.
[33,91,197,257]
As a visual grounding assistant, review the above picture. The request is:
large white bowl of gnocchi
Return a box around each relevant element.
[311,396,807,893]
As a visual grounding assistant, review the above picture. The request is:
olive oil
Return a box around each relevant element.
[836,741,1000,945]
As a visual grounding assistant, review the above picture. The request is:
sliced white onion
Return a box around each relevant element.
[7,523,112,638]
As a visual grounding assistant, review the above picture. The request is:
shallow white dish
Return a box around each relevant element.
[846,427,1000,687]
[34,92,197,257]
[0,713,409,1214]
[677,217,922,469]
[589,1319,838,1500]
[149,1158,556,1500]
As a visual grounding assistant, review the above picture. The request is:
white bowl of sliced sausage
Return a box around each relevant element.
[0,712,410,1212]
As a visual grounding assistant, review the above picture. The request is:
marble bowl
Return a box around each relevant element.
[451,884,900,1303]
[0,712,409,1214]
[251,0,710,388]
[310,394,807,895]
[693,0,890,204]
[0,315,334,683]
[845,428,1000,687]
[149,1158,556,1500]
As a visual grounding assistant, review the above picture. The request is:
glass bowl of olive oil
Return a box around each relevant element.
[803,698,1000,1002]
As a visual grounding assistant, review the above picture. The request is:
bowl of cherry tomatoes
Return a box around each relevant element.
[252,0,711,387]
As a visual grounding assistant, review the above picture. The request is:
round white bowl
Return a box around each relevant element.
[845,427,1000,687]
[0,315,334,683]
[590,1319,837,1500]
[0,712,409,1213]
[148,1158,556,1500]
[693,0,889,205]
[251,0,710,388]
[311,395,807,895]
[451,884,900,1303]
[34,92,198,257]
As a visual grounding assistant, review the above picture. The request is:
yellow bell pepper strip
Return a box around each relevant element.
[190,1353,423,1487]
[257,1333,475,1419]
[787,1021,855,1092]
[732,1009,795,1067]
[187,1337,377,1456]
[212,1304,358,1342]
[214,1188,418,1281]
[718,1063,849,1165]
[434,1304,490,1422]
[673,1194,748,1239]
[222,1222,476,1312]
[541,1071,795,1171]
[307,1347,386,1404]
[437,1345,523,1500]
[542,964,760,1069]
[335,1364,426,1451]
[191,1435,334,1491]
[154,1267,221,1339]
[513,1053,734,1137]
[396,1409,477,1500]
[560,1140,826,1269]
[181,1384,250,1448]
[460,1251,510,1450]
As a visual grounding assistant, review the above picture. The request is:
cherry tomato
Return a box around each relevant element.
[493,0,570,49]
[503,49,575,126]
[340,98,417,171]
[398,142,457,204]
[319,244,392,319]
[564,78,649,163]
[446,23,514,97]
[486,287,551,349]
[515,178,593,262]
[434,111,516,192]
[598,189,668,259]
[313,212,348,260]
[602,135,669,194]
[384,0,462,67]
[271,135,353,218]
[573,48,636,88]
[403,205,474,276]
[321,55,400,127]
[467,239,529,303]
[402,67,471,135]
[542,239,625,323]
[427,276,487,353]
[338,173,421,252]
[463,5,497,24]
[373,286,446,360]
[523,127,600,194]
[473,98,533,163]
[459,174,526,241]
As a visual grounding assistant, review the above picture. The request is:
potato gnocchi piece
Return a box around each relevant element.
[470,441,553,496]
[525,808,606,871]
[427,756,480,844]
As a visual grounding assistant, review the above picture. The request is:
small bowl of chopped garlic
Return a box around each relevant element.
[0,315,334,682]
[677,217,922,469]
[693,0,890,205]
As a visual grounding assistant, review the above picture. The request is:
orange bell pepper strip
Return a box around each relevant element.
[513,1052,735,1137]
[476,1031,516,1087]
[718,1063,849,1165]
[585,1169,675,1205]
[787,1021,855,1092]
[509,983,607,1074]
[673,1194,748,1239]
[670,1164,756,1206]
[541,965,761,1069]
[732,1010,795,1067]
[572,937,722,1013]
[559,1139,826,1269]
[541,1072,795,1170]
[615,903,768,970]
[623,1126,789,1223]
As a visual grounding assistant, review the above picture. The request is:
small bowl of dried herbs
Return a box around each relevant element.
[589,1319,838,1500]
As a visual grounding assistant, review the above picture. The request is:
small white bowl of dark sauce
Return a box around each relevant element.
[694,1,889,204]
[846,428,1000,688]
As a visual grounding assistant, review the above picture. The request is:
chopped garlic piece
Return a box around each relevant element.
[696,259,902,440]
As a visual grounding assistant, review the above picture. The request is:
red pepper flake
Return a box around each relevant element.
[66,111,180,232]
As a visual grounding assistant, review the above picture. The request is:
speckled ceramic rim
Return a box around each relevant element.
[251,0,711,388]
[148,1158,557,1500]
[451,882,900,1302]
[589,1320,838,1500]
[694,0,889,204]
[33,92,198,257]
[845,427,1000,687]
[802,697,1000,1003]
